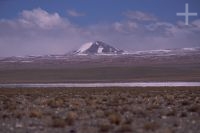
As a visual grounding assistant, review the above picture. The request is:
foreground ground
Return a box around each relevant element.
[0,87,200,133]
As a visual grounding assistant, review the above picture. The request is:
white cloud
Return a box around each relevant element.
[124,11,157,21]
[113,22,123,32]
[86,18,200,51]
[112,21,138,33]
[18,8,68,29]
[0,8,88,57]
[67,9,85,17]
[0,8,200,57]
[192,19,200,28]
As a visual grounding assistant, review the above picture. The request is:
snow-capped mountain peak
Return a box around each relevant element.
[75,41,124,55]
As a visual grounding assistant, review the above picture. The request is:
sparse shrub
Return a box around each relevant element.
[116,124,132,132]
[146,104,159,111]
[181,100,190,106]
[108,113,121,125]
[161,128,174,133]
[123,116,132,125]
[102,97,107,102]
[143,122,160,131]
[188,105,199,112]
[1,113,9,119]
[166,109,176,116]
[52,117,66,128]
[69,129,76,133]
[166,94,175,100]
[13,110,23,119]
[65,111,78,125]
[179,112,187,117]
[71,100,81,108]
[132,109,147,118]
[104,110,113,117]
[96,110,105,118]
[99,123,112,132]
[1,87,200,133]
[5,102,17,111]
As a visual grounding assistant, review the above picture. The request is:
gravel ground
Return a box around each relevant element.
[0,87,199,133]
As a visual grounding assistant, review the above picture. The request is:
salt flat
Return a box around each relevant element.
[1,82,200,88]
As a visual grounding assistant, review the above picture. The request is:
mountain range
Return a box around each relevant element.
[0,41,200,63]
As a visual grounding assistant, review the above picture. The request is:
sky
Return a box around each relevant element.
[0,0,200,57]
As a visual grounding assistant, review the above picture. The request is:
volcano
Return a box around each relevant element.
[74,41,124,55]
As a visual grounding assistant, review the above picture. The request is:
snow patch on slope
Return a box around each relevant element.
[182,48,196,51]
[97,46,104,53]
[133,49,172,54]
[77,42,93,53]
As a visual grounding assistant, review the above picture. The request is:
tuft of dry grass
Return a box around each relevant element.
[47,98,64,108]
[65,111,78,125]
[29,109,42,118]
